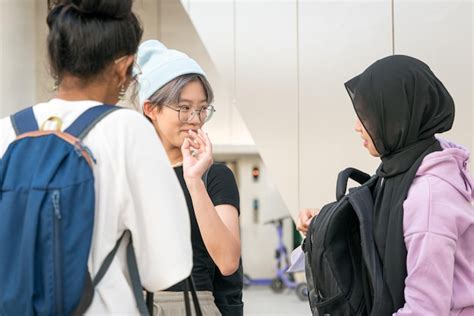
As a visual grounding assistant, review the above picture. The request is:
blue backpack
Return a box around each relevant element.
[0,105,149,316]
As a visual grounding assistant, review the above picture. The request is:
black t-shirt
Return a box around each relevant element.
[167,163,240,292]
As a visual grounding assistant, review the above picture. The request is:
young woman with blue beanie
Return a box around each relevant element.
[136,40,243,316]
[0,1,193,314]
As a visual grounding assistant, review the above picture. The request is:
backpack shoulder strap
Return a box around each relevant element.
[126,234,151,315]
[347,181,386,314]
[64,105,121,140]
[84,231,150,315]
[10,107,39,136]
[184,276,203,316]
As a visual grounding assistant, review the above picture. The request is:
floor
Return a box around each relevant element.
[243,286,311,316]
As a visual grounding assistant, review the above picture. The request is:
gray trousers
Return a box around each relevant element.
[153,291,221,316]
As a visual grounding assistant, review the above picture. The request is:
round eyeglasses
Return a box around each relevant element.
[165,105,216,123]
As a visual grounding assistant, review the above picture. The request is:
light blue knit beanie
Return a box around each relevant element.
[135,39,206,106]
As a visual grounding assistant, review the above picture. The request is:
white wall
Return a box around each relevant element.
[1,0,472,240]
[394,0,473,153]
[0,0,37,117]
[298,1,391,210]
[183,0,473,220]
[35,0,53,104]
[235,0,300,220]
[171,0,302,220]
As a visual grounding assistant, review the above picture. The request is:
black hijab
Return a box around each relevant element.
[345,55,455,314]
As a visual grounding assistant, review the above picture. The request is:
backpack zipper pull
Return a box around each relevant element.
[52,190,61,220]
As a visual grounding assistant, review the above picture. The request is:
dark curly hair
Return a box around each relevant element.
[46,0,143,82]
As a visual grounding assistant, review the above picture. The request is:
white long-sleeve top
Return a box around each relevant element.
[0,99,193,315]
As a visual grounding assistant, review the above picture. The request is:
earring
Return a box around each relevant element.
[52,76,59,91]
[118,85,126,101]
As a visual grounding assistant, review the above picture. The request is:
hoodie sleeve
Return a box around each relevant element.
[394,232,456,315]
[394,176,457,316]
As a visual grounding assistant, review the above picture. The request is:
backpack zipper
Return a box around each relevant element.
[310,198,346,301]
[52,190,63,315]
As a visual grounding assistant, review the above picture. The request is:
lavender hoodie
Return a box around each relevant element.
[395,139,474,316]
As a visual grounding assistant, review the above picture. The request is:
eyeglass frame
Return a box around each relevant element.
[163,104,216,123]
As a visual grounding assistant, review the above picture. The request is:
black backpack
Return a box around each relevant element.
[303,168,390,316]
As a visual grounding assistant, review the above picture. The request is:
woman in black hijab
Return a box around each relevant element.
[298,55,474,315]
[346,54,456,313]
